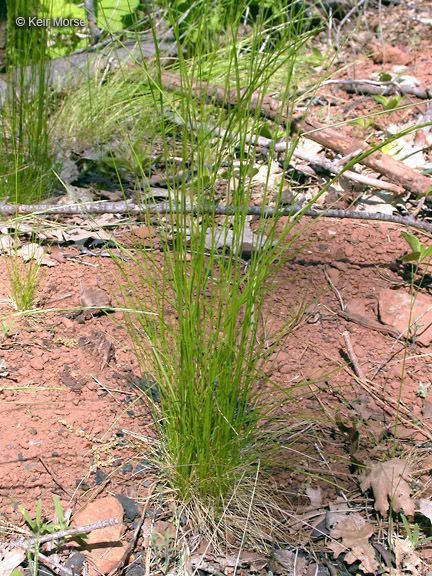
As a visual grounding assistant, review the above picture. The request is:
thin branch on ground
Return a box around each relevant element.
[4,200,432,233]
[322,78,432,100]
[342,330,367,382]
[167,111,405,194]
[12,518,118,549]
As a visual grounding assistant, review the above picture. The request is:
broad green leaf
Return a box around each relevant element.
[400,251,422,263]
[372,95,388,107]
[401,231,422,254]
[379,71,393,82]
[257,125,273,139]
[102,156,134,172]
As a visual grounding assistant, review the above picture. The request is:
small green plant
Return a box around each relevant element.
[400,513,432,549]
[5,247,43,311]
[417,381,430,399]
[1,319,15,338]
[400,231,432,266]
[19,496,68,576]
[372,94,405,112]
[349,116,375,130]
[148,524,178,574]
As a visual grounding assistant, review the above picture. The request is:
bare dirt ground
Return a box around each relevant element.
[1,1,432,575]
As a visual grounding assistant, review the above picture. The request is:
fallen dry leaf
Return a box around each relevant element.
[416,498,432,523]
[61,225,113,243]
[215,550,267,571]
[394,536,422,575]
[271,549,307,574]
[17,243,57,267]
[360,458,415,516]
[204,219,268,259]
[305,485,322,508]
[0,546,25,576]
[0,235,19,253]
[328,512,378,573]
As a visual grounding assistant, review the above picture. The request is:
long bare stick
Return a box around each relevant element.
[4,200,432,233]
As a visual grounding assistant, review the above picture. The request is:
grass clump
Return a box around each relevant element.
[111,0,319,542]
[5,242,43,311]
[0,0,59,203]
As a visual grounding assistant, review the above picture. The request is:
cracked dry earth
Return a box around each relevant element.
[1,215,432,554]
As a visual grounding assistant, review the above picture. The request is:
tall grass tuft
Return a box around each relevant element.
[112,0,317,533]
[1,0,58,203]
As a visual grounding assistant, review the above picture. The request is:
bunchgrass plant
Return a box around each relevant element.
[0,0,58,203]
[110,0,321,540]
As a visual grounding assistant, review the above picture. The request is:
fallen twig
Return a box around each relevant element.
[322,78,432,100]
[342,330,367,382]
[4,200,432,233]
[167,110,405,194]
[36,551,73,576]
[11,518,118,549]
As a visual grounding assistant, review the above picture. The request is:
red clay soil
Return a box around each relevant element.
[0,216,431,524]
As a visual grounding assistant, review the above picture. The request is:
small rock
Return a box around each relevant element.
[331,261,348,272]
[60,316,74,329]
[65,553,86,576]
[115,494,139,523]
[80,285,111,310]
[277,351,291,364]
[71,495,125,576]
[379,288,432,346]
[370,43,411,65]
[30,357,44,370]
[345,298,367,317]
[422,400,432,419]
[325,266,340,284]
[279,363,292,375]
[344,245,354,257]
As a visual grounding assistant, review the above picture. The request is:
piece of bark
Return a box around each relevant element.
[291,116,432,197]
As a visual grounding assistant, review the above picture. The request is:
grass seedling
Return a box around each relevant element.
[400,514,432,550]
[6,257,42,311]
[5,241,43,311]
